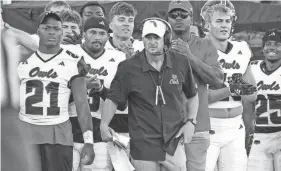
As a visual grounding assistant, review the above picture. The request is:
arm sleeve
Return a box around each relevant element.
[182,58,198,99]
[107,62,130,106]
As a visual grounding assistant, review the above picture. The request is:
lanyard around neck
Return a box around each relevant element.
[148,70,166,106]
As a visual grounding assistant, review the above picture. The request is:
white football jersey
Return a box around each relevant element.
[250,60,281,128]
[209,40,252,109]
[68,45,126,119]
[18,48,86,125]
[105,35,144,54]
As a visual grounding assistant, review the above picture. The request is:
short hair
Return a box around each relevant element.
[60,10,82,28]
[201,4,235,24]
[193,22,206,38]
[44,1,71,12]
[108,2,137,22]
[79,2,106,17]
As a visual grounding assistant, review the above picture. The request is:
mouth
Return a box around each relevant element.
[220,30,229,34]
[122,28,130,33]
[47,37,56,41]
[267,51,277,56]
[92,42,102,47]
[175,22,183,27]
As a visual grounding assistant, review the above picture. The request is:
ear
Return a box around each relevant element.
[109,22,113,31]
[204,22,210,31]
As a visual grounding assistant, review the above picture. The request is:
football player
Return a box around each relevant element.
[68,16,126,171]
[106,2,143,58]
[247,28,281,171]
[201,1,257,171]
[17,11,95,171]
[60,10,82,45]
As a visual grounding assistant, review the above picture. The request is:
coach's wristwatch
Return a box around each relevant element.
[186,118,197,126]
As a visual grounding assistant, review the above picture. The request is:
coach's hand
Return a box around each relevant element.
[63,30,82,45]
[171,38,192,57]
[100,124,113,142]
[81,143,95,165]
[176,122,195,144]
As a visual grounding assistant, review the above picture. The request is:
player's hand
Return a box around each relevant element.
[100,124,113,142]
[81,143,95,165]
[85,75,102,91]
[171,38,192,57]
[117,41,134,58]
[175,122,195,144]
[229,73,257,95]
[63,30,82,45]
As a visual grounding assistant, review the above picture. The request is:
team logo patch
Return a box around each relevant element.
[150,21,157,28]
[109,58,115,62]
[58,61,65,66]
[169,74,179,84]
[99,21,105,26]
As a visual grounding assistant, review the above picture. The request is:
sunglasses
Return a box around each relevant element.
[168,11,192,19]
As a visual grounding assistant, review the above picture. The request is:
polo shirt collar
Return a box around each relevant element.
[140,50,173,72]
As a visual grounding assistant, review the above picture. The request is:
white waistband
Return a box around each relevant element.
[210,115,243,131]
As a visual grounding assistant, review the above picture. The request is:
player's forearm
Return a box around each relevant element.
[76,102,93,132]
[188,53,224,88]
[72,78,93,133]
[185,93,199,119]
[241,67,257,102]
[242,101,256,134]
[101,99,117,126]
[6,28,38,52]
[208,87,231,104]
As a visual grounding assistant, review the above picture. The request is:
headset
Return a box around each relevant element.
[139,17,173,47]
[200,0,237,35]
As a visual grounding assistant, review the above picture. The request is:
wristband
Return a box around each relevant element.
[83,130,94,144]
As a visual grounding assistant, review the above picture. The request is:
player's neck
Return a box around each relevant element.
[81,44,105,59]
[112,35,131,48]
[208,34,228,52]
[38,45,61,54]
[172,29,191,42]
[145,50,164,71]
[265,59,281,72]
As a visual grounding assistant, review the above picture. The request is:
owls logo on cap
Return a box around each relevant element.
[150,21,157,28]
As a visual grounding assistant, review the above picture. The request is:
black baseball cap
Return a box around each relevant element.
[83,16,109,32]
[37,11,62,27]
[262,28,281,46]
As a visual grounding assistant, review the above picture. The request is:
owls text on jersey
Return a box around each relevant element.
[105,34,144,54]
[18,48,88,125]
[250,60,281,132]
[209,40,253,109]
[68,45,127,119]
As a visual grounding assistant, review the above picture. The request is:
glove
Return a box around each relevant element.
[228,73,257,96]
[63,30,82,45]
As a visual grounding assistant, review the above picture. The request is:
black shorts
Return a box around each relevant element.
[39,144,73,171]
[70,114,128,143]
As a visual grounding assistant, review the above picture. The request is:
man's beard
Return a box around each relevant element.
[266,58,281,63]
